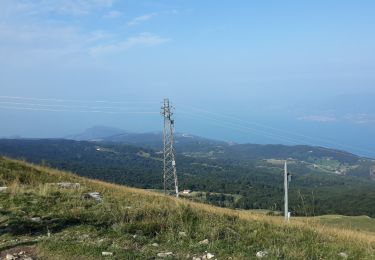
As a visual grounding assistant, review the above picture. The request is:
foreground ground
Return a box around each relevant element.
[0,157,374,259]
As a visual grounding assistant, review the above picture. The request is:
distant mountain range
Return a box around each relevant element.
[65,125,231,150]
[65,126,131,141]
[65,126,370,165]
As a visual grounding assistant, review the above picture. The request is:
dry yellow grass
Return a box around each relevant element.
[10,158,375,239]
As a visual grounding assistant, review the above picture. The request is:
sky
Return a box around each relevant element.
[0,0,375,157]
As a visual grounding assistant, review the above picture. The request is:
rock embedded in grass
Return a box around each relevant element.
[84,192,103,202]
[55,182,80,189]
[256,250,268,258]
[6,254,16,260]
[198,239,209,245]
[30,217,41,223]
[178,231,187,237]
[0,186,7,192]
[193,252,215,260]
[79,234,89,240]
[157,252,173,258]
[101,252,113,256]
[338,252,348,259]
[5,253,34,260]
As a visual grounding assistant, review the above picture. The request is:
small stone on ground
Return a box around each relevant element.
[157,252,173,258]
[179,231,187,237]
[85,192,103,202]
[6,254,16,260]
[338,252,348,259]
[102,251,113,256]
[198,239,209,245]
[30,217,41,223]
[56,182,80,189]
[256,250,268,258]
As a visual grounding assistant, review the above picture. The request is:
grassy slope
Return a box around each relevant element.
[0,157,374,259]
[312,215,375,234]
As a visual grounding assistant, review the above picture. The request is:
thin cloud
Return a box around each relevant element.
[0,22,112,66]
[0,0,118,66]
[8,0,114,17]
[90,32,170,56]
[343,114,375,124]
[103,10,122,19]
[299,113,375,124]
[127,13,157,26]
[299,115,338,123]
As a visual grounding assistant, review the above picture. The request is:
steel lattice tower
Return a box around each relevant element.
[161,98,179,197]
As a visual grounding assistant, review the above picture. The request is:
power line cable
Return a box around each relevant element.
[178,110,369,158]
[178,104,375,156]
[178,111,301,145]
[0,95,372,156]
[0,95,159,104]
[0,106,159,114]
[0,101,155,111]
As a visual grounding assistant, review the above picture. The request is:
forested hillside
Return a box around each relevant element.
[0,138,374,217]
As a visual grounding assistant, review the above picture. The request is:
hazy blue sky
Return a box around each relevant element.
[0,1,374,157]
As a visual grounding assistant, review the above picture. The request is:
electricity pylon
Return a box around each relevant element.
[161,98,179,197]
